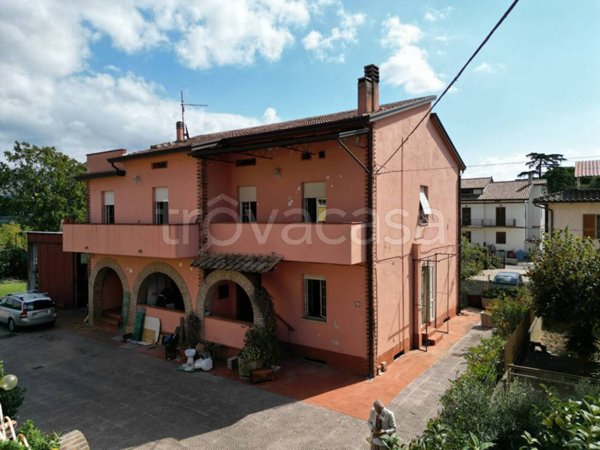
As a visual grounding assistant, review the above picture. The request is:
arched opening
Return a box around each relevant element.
[90,264,128,328]
[137,273,185,312]
[207,281,254,323]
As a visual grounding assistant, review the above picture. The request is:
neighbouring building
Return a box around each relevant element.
[461,176,547,256]
[27,232,87,309]
[63,65,465,377]
[534,161,600,240]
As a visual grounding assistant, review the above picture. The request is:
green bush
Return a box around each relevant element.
[18,420,61,450]
[522,390,600,449]
[488,289,531,338]
[463,335,506,385]
[0,223,27,280]
[0,361,25,417]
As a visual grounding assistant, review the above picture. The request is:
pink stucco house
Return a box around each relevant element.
[63,65,465,377]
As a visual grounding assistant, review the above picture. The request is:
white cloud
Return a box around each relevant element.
[0,0,289,159]
[303,9,365,62]
[424,7,453,22]
[473,62,505,74]
[380,17,444,94]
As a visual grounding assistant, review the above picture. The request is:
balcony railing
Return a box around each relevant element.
[208,222,366,265]
[63,223,199,259]
[462,218,517,227]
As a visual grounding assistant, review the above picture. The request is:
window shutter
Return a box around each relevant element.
[154,187,168,202]
[583,214,596,238]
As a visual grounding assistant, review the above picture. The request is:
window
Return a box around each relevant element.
[154,187,168,225]
[301,152,311,160]
[304,277,326,320]
[239,186,257,223]
[463,231,472,242]
[419,186,432,224]
[583,214,600,239]
[496,231,506,244]
[303,182,326,223]
[496,207,506,226]
[152,161,168,169]
[235,158,256,167]
[461,207,471,226]
[318,151,326,159]
[421,264,435,323]
[102,191,115,224]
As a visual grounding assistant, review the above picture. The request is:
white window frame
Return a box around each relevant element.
[304,276,326,321]
[303,182,326,223]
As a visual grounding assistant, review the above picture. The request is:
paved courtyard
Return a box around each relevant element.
[0,311,489,449]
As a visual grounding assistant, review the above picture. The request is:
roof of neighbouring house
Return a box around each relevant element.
[463,178,547,201]
[575,160,600,178]
[108,96,438,162]
[534,189,600,204]
[461,177,493,189]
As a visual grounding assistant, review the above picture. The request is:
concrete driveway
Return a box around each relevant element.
[0,315,366,449]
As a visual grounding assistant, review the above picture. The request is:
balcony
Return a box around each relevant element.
[462,218,517,228]
[208,222,366,265]
[63,223,199,259]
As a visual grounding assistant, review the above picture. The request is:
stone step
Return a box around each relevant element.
[421,330,444,346]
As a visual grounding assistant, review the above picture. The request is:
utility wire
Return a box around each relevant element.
[375,0,521,174]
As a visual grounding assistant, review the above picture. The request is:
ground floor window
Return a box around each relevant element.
[496,231,506,244]
[304,277,326,321]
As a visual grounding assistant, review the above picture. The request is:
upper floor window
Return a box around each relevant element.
[303,182,326,223]
[154,187,168,225]
[461,207,471,226]
[419,186,432,224]
[239,186,257,223]
[151,161,168,169]
[496,231,506,244]
[304,276,326,321]
[103,191,115,224]
[496,207,506,226]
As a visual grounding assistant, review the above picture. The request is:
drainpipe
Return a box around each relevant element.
[366,128,376,379]
[457,172,462,315]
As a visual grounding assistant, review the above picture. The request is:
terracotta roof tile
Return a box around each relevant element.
[575,160,600,177]
[191,252,283,273]
[118,97,435,159]
[535,189,600,203]
[461,177,493,189]
[470,179,547,201]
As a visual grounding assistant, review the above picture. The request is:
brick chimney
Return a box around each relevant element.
[176,121,185,142]
[358,64,380,115]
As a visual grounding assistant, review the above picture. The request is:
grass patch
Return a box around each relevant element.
[0,280,27,297]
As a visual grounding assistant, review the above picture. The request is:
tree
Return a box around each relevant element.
[0,142,86,231]
[518,153,566,178]
[0,223,27,279]
[542,166,576,193]
[528,230,600,354]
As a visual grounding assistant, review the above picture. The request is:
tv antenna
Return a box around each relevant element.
[180,90,207,139]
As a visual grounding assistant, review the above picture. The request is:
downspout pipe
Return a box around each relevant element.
[457,172,462,315]
[366,128,376,379]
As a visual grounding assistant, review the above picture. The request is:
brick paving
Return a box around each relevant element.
[0,309,488,449]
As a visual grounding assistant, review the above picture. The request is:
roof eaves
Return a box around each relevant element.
[75,170,126,181]
[108,144,191,162]
[368,96,436,123]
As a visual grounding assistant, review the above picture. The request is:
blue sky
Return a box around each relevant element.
[0,1,598,180]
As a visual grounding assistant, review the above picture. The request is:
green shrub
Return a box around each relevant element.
[521,390,600,449]
[463,335,506,385]
[488,289,531,338]
[18,420,61,450]
[0,361,25,417]
[0,441,25,450]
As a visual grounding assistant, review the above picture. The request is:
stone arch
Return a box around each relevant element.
[196,270,263,328]
[131,262,193,328]
[89,258,130,327]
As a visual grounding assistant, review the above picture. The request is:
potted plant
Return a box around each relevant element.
[238,346,264,380]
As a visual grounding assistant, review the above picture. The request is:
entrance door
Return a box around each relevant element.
[236,285,253,323]
[421,264,435,324]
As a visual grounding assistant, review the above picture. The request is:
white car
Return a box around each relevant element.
[0,292,57,331]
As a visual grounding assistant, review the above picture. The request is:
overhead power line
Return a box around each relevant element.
[375,0,521,174]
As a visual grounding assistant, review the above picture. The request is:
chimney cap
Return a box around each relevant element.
[364,64,379,82]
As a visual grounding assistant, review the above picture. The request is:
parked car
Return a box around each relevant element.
[491,271,524,292]
[0,292,57,331]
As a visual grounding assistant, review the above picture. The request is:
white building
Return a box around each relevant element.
[461,177,547,256]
